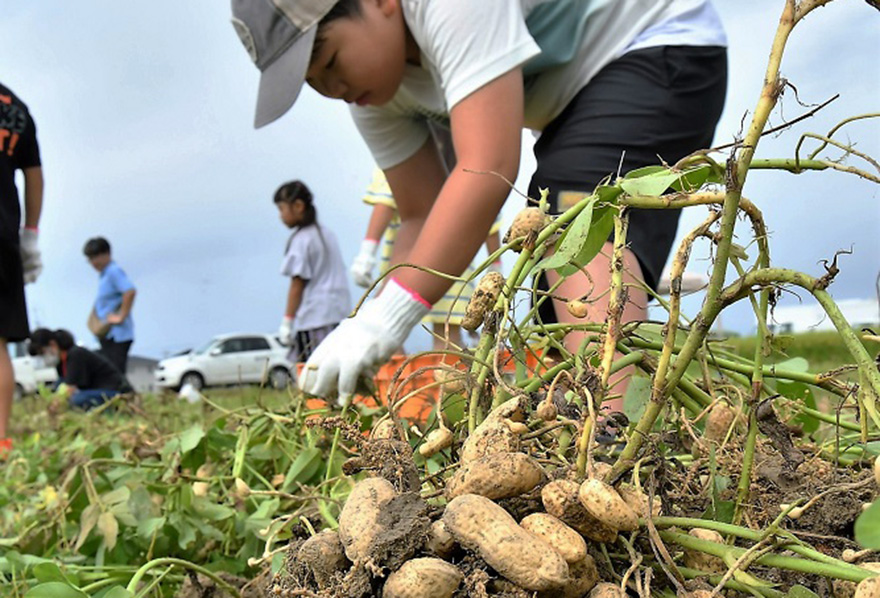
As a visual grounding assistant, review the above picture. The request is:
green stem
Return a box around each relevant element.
[658,529,872,582]
[125,558,241,596]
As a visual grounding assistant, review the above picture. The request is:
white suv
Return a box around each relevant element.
[155,333,292,391]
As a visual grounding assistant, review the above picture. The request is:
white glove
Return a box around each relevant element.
[488,260,503,276]
[299,278,430,405]
[350,239,379,288]
[19,228,42,284]
[278,316,295,346]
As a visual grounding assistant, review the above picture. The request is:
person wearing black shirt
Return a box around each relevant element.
[0,82,44,455]
[29,329,133,411]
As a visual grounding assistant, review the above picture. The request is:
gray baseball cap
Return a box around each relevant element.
[231,0,337,128]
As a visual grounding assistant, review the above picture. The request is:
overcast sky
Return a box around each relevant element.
[3,1,878,359]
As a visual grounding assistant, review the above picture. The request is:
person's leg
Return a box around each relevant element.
[0,236,31,448]
[69,389,114,411]
[98,338,130,373]
[529,45,728,412]
[0,339,12,441]
[117,340,132,373]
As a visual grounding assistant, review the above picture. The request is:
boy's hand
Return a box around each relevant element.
[106,313,124,325]
[298,279,429,404]
[350,239,379,288]
[19,228,42,284]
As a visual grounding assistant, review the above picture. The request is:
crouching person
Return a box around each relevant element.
[29,328,133,410]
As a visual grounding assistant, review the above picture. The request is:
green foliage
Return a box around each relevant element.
[0,388,363,595]
[855,500,880,550]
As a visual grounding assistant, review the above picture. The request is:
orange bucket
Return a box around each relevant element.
[297,347,549,424]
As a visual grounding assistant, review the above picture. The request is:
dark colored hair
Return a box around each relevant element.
[83,237,111,258]
[29,328,75,355]
[312,0,363,62]
[274,180,317,227]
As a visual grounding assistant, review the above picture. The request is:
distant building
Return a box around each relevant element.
[769,298,880,334]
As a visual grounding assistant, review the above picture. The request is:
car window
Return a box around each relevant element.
[218,339,245,354]
[241,337,271,351]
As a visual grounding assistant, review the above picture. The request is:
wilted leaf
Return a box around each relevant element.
[97,512,119,551]
[75,504,100,552]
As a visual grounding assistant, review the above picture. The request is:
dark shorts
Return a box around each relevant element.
[0,236,29,341]
[289,323,339,364]
[529,45,727,320]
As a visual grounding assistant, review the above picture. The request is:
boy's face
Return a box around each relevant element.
[305,0,408,107]
[87,252,111,272]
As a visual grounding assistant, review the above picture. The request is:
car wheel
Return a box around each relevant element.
[180,372,205,391]
[269,366,291,390]
[13,384,24,402]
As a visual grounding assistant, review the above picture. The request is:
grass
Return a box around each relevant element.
[722,329,879,374]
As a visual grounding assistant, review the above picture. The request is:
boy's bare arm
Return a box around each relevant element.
[386,70,523,304]
[22,166,43,229]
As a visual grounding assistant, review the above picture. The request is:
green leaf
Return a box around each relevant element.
[620,167,682,197]
[24,583,88,598]
[536,185,620,275]
[232,425,249,479]
[137,516,166,541]
[621,165,716,196]
[98,587,134,598]
[97,511,119,551]
[33,562,68,584]
[179,424,206,454]
[787,586,820,598]
[283,447,323,490]
[622,375,651,423]
[670,164,715,192]
[855,500,880,549]
[102,486,130,506]
[191,497,235,521]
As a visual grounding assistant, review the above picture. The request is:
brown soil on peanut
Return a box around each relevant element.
[343,438,422,493]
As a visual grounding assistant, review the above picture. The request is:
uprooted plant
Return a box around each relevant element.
[266,1,880,597]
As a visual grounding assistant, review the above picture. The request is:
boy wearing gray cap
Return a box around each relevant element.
[230,0,728,406]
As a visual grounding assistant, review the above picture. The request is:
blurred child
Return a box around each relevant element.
[29,328,132,411]
[275,180,351,365]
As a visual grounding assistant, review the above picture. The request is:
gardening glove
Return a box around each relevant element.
[488,260,503,276]
[350,239,379,288]
[19,228,42,284]
[278,316,295,346]
[298,278,429,406]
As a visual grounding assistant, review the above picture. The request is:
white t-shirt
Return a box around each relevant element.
[351,0,727,170]
[280,224,351,331]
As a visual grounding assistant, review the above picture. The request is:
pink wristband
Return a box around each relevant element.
[389,277,432,309]
[24,226,38,232]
